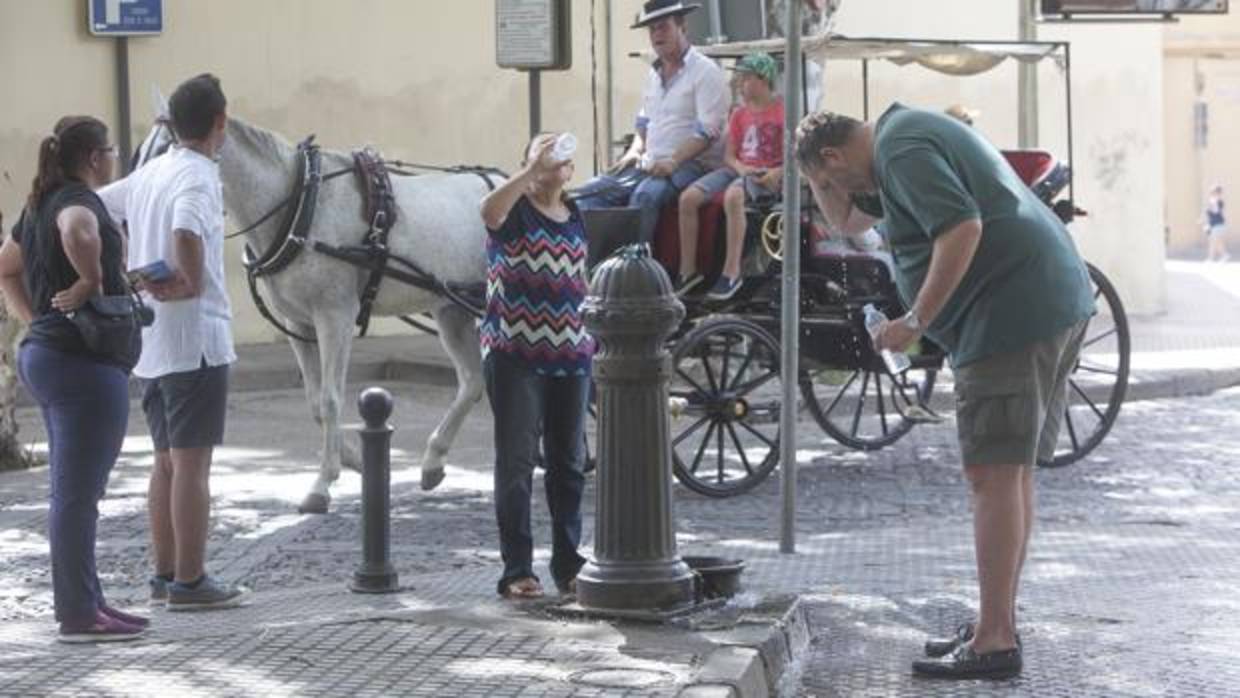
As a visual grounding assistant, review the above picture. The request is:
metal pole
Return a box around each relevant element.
[604,0,615,167]
[706,0,725,44]
[778,0,802,555]
[529,69,542,138]
[350,387,399,593]
[861,59,871,121]
[1018,0,1039,148]
[115,37,132,174]
[1065,42,1076,203]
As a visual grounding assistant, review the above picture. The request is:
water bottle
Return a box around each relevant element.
[862,303,912,375]
[552,132,577,162]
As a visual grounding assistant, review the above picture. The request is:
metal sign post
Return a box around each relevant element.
[778,0,803,555]
[496,0,572,139]
[87,0,163,174]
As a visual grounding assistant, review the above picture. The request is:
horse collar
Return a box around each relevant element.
[242,139,323,278]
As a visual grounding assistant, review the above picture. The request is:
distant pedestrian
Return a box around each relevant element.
[478,133,593,600]
[0,116,149,642]
[1205,184,1229,263]
[100,74,246,611]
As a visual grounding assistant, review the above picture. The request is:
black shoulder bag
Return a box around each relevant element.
[66,290,154,371]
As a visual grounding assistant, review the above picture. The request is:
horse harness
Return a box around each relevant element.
[238,136,503,343]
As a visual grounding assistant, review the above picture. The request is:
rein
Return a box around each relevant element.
[225,166,353,240]
[225,161,502,241]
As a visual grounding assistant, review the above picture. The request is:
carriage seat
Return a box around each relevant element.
[651,189,774,282]
[1001,149,1071,205]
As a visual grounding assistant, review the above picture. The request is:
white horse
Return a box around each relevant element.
[133,111,496,514]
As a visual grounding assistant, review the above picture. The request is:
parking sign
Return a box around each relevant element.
[88,0,163,37]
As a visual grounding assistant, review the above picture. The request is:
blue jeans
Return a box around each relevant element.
[573,162,708,244]
[484,351,589,594]
[18,341,129,625]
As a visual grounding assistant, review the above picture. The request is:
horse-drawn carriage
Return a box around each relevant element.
[596,35,1131,497]
[128,34,1129,512]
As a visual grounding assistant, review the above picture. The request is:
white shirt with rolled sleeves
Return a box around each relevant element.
[98,146,236,380]
[636,46,731,170]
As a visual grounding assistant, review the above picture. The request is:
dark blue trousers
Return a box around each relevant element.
[484,351,589,595]
[573,162,707,244]
[18,341,129,624]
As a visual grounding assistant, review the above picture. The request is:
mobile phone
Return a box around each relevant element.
[127,260,174,284]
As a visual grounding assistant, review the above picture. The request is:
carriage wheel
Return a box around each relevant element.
[800,365,938,451]
[669,318,782,497]
[1039,263,1130,468]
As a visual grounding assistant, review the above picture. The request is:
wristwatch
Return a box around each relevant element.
[901,309,923,333]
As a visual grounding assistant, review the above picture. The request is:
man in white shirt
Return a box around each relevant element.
[574,0,730,248]
[100,73,244,611]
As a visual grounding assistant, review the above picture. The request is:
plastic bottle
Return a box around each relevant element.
[862,303,912,375]
[552,132,577,162]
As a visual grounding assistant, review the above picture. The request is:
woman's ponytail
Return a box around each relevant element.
[26,116,109,211]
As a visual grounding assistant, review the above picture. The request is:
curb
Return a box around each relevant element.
[679,598,811,698]
[22,345,1238,409]
[231,352,1240,404]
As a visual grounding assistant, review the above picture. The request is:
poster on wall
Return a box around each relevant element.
[1041,0,1228,13]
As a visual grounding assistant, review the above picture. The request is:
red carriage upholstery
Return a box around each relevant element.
[1002,149,1057,188]
[651,191,728,276]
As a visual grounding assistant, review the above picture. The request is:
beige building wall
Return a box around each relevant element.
[0,2,117,228]
[1164,9,1240,257]
[1,0,1168,343]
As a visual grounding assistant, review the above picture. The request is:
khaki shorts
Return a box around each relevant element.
[953,319,1088,466]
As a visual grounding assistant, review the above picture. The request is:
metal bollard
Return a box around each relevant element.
[350,387,399,593]
[575,244,695,614]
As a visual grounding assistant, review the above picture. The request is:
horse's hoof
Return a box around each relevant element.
[298,493,330,514]
[420,467,445,491]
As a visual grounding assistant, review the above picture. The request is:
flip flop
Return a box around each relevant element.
[502,578,544,600]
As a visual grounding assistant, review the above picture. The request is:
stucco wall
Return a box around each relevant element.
[0,3,117,228]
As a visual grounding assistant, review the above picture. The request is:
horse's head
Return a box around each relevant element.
[130,86,175,171]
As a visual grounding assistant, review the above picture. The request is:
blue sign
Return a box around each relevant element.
[89,0,163,36]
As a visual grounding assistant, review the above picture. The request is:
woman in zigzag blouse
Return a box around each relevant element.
[478,133,594,601]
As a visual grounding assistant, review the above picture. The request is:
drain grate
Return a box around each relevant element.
[568,666,678,689]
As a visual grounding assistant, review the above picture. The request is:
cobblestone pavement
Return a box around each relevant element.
[2,380,1239,695]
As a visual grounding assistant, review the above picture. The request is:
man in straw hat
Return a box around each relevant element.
[573,0,730,247]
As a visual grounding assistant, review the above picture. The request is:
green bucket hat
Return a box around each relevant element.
[731,52,779,87]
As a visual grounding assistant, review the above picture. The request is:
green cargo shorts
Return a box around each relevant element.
[953,319,1089,466]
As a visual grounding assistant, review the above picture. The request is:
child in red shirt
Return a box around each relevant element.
[677,52,784,300]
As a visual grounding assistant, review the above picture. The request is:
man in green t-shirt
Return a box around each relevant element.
[796,105,1095,681]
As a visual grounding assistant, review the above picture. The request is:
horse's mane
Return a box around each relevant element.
[227,117,296,161]
[228,117,361,170]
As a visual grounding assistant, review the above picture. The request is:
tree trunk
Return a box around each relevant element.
[0,303,30,471]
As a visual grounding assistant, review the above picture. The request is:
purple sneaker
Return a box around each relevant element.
[101,604,151,628]
[58,610,146,644]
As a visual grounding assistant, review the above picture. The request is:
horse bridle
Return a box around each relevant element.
[130,116,174,172]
